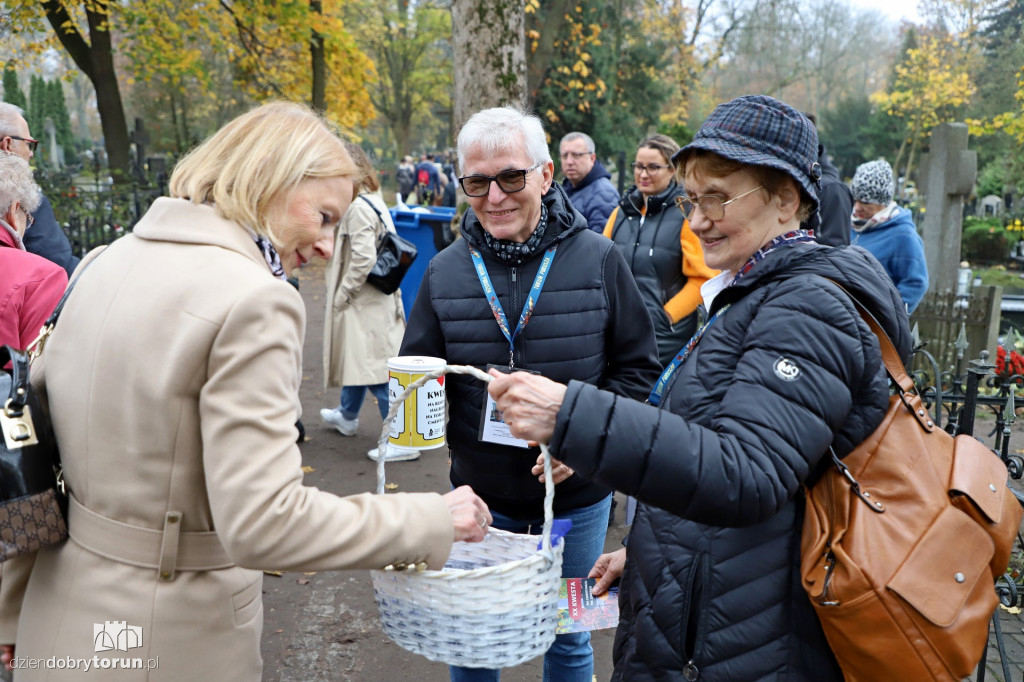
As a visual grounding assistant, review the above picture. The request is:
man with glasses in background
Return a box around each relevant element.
[558,131,618,233]
[0,102,80,277]
[400,106,660,682]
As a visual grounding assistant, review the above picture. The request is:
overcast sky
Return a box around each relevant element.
[849,0,923,23]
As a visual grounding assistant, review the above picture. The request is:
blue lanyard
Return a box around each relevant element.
[648,304,730,406]
[468,243,557,368]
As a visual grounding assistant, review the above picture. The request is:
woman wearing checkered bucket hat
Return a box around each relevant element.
[486,95,912,681]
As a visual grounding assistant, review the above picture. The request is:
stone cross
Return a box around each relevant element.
[918,123,977,294]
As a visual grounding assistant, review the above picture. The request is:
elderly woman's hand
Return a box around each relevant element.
[487,368,567,445]
[588,548,627,597]
[443,486,492,543]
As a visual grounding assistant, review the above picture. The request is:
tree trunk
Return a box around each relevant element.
[41,0,131,183]
[451,0,527,133]
[310,0,326,113]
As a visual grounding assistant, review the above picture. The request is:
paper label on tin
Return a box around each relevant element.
[387,377,405,439]
[415,376,446,441]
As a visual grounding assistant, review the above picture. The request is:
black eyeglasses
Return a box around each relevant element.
[459,163,543,197]
[674,186,764,221]
[631,162,672,175]
[7,136,38,153]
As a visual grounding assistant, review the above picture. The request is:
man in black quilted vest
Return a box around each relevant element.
[400,106,660,682]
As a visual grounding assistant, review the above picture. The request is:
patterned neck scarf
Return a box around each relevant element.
[251,233,287,281]
[482,204,549,266]
[851,201,900,233]
[729,229,815,286]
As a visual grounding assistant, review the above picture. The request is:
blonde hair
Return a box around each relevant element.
[169,101,358,243]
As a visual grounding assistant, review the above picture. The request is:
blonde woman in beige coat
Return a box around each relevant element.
[0,102,491,681]
[320,144,411,462]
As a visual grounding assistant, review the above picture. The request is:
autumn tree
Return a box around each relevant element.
[344,0,452,158]
[872,33,975,193]
[451,0,527,133]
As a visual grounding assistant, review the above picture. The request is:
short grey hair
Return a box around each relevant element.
[0,102,25,136]
[457,106,551,173]
[560,131,595,154]
[0,154,42,218]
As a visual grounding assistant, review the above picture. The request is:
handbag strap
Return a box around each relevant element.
[1,346,31,411]
[825,279,931,432]
[357,194,388,246]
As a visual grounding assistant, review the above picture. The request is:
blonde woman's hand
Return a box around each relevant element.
[531,453,575,484]
[487,368,567,445]
[443,486,492,543]
[588,548,626,596]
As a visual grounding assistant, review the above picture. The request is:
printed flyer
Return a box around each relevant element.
[555,577,619,634]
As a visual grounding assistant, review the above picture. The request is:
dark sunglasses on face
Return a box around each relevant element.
[459,163,543,197]
[7,136,38,153]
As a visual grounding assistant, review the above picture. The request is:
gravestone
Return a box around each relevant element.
[918,123,977,293]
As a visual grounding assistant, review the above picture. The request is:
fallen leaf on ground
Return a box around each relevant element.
[385,483,399,490]
[303,572,317,576]
[1000,604,1021,614]
[297,578,310,585]
[302,466,315,473]
[263,570,284,577]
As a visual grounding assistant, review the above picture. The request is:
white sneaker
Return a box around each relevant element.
[320,408,358,436]
[367,444,421,463]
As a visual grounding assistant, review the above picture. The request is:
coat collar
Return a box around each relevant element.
[621,181,682,218]
[0,218,22,250]
[132,197,269,272]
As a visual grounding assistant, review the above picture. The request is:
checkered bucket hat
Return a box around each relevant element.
[672,95,822,212]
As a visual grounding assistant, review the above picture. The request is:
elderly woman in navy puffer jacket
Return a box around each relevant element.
[488,96,912,681]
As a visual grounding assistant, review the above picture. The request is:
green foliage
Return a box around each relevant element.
[2,63,26,110]
[977,162,1006,198]
[27,75,44,140]
[657,121,693,147]
[962,215,1014,263]
[531,1,672,162]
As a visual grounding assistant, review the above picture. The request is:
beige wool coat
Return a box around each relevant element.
[0,198,454,681]
[322,190,405,389]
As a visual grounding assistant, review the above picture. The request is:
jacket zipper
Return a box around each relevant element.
[681,552,709,680]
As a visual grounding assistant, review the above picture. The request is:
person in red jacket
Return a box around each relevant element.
[0,153,67,349]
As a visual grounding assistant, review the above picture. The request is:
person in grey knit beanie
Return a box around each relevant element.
[851,159,895,207]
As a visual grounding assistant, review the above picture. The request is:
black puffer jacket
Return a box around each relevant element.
[607,181,707,366]
[549,243,911,681]
[401,184,661,519]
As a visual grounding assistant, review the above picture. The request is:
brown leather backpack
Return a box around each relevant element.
[801,292,1022,681]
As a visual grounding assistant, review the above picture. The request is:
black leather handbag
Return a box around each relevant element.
[0,345,66,562]
[359,195,418,295]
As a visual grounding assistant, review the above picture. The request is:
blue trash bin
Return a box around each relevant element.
[389,206,458,317]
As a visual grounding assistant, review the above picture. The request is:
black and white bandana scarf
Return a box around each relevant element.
[252,233,288,281]
[482,204,549,266]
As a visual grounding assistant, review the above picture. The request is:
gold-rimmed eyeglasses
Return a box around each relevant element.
[674,185,764,221]
[459,163,543,197]
[18,205,34,229]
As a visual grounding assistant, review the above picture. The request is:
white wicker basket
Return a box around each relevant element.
[370,364,564,668]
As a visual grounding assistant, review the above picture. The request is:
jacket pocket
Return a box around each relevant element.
[680,552,709,672]
[232,574,263,626]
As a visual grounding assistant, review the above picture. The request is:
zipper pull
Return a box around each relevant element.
[683,660,699,680]
[511,267,517,284]
[649,247,654,256]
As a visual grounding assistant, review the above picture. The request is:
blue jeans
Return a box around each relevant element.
[448,494,612,682]
[340,384,389,421]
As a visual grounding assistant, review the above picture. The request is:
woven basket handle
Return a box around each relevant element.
[375,364,557,555]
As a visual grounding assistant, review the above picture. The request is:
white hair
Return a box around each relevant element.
[457,106,551,173]
[0,102,26,136]
[0,154,42,217]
